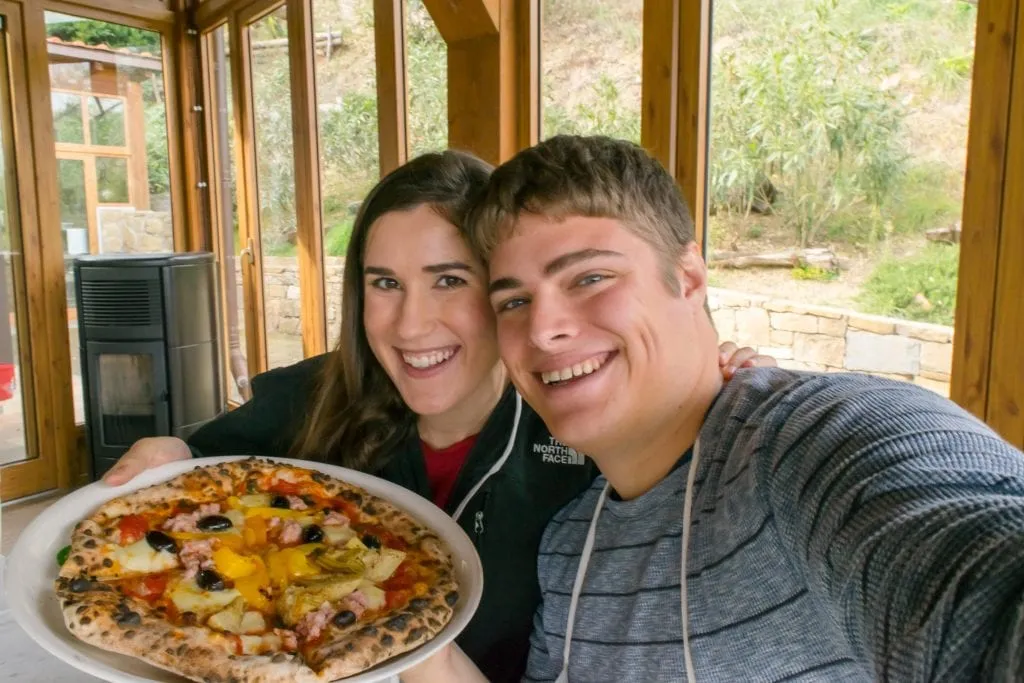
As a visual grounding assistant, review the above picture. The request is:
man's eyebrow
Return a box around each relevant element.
[489,277,523,296]
[488,249,623,295]
[423,261,474,274]
[543,249,624,276]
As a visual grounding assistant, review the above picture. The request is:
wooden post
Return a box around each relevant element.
[374,0,408,175]
[641,0,678,175]
[950,0,1020,420]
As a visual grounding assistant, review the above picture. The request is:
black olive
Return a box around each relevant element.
[145,530,178,553]
[271,495,291,509]
[196,569,225,591]
[302,525,324,543]
[362,534,381,549]
[332,610,356,627]
[196,515,232,532]
[69,578,94,593]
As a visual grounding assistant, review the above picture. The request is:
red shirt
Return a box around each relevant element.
[421,434,477,509]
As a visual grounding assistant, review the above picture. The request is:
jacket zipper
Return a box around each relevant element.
[472,492,489,544]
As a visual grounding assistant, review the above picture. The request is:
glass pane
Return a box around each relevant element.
[313,0,377,349]
[405,0,446,157]
[96,156,130,203]
[51,92,84,144]
[89,96,126,146]
[45,12,176,423]
[249,6,303,370]
[205,24,249,402]
[0,19,35,466]
[97,353,156,447]
[540,0,642,142]
[707,0,975,398]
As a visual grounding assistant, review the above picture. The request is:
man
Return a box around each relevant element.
[405,135,1024,682]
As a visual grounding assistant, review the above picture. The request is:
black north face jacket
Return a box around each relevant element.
[188,355,598,682]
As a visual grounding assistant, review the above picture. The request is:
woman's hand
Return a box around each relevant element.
[102,436,193,486]
[718,341,777,381]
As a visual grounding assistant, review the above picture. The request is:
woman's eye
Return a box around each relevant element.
[436,274,467,289]
[577,273,607,287]
[370,277,400,290]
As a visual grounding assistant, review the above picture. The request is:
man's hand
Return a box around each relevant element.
[102,436,193,486]
[718,341,777,380]
[400,643,488,683]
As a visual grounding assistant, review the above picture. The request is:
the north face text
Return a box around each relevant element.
[534,437,586,465]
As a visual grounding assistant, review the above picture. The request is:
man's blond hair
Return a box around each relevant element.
[467,135,697,294]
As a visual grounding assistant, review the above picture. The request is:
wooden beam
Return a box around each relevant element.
[641,0,678,174]
[675,0,711,247]
[286,0,326,357]
[950,0,1019,418]
[169,0,207,251]
[421,0,497,44]
[0,0,60,500]
[986,0,1024,448]
[514,0,538,151]
[445,0,526,164]
[21,1,78,490]
[39,0,173,30]
[232,3,268,375]
[374,0,407,174]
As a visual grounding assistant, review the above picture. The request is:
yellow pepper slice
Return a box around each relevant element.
[234,558,271,611]
[243,516,268,547]
[243,507,309,521]
[212,546,259,580]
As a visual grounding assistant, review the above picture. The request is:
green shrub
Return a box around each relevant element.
[325,218,355,257]
[710,0,908,247]
[857,243,959,325]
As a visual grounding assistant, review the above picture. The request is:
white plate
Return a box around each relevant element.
[5,456,483,683]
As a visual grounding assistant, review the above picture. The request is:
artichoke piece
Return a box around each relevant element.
[310,547,365,575]
[276,574,363,627]
[363,548,406,583]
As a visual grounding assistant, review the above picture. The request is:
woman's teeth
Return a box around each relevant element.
[541,355,604,385]
[402,348,455,369]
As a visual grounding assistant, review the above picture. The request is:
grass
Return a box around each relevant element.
[858,243,959,325]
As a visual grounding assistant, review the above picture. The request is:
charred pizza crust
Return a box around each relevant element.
[56,458,460,682]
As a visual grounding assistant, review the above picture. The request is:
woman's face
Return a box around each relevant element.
[362,204,501,419]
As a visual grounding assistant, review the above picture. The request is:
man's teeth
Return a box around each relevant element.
[541,356,604,385]
[403,348,455,369]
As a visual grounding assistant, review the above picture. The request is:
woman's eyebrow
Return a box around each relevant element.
[364,266,395,276]
[423,261,473,274]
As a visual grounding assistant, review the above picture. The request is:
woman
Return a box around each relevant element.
[104,150,773,681]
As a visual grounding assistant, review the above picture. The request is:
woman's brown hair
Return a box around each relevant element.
[291,150,494,471]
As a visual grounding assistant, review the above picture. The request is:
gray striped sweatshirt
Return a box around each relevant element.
[525,368,1024,682]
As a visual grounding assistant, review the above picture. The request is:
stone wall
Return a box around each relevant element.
[244,262,955,397]
[97,208,174,253]
[708,288,954,397]
[242,256,345,335]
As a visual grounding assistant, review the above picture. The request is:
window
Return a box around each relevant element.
[707,0,976,397]
[405,0,446,157]
[540,0,642,142]
[45,12,175,422]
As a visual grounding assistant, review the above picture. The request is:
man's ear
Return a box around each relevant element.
[674,241,708,303]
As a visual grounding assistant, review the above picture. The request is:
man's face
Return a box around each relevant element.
[488,214,716,455]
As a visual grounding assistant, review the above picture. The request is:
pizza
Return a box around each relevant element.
[54,458,460,682]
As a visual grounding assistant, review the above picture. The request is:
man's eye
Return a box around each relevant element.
[436,275,467,289]
[370,277,400,290]
[496,297,528,313]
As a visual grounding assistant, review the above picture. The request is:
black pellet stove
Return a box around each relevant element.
[74,252,225,479]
